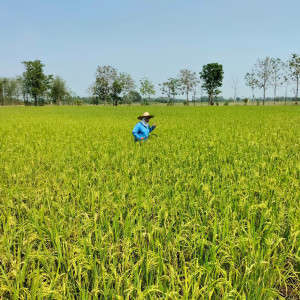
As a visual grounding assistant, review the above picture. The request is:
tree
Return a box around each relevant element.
[111,78,123,106]
[75,99,83,106]
[245,71,258,105]
[199,63,224,105]
[0,78,8,105]
[243,98,249,105]
[118,73,136,105]
[253,57,271,105]
[22,60,52,106]
[288,53,300,105]
[283,64,291,105]
[15,76,27,105]
[91,67,136,106]
[159,78,181,106]
[179,69,197,106]
[124,90,142,105]
[91,65,118,105]
[14,75,31,106]
[199,78,205,105]
[0,77,24,105]
[213,89,222,105]
[0,78,7,106]
[230,75,239,102]
[269,58,285,105]
[139,77,155,105]
[90,97,98,105]
[49,76,70,105]
[119,73,136,95]
[192,89,197,106]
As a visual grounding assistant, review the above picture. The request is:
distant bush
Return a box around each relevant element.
[243,98,249,105]
[75,99,83,106]
[141,100,149,106]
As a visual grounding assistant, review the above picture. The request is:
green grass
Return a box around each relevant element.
[0,106,299,299]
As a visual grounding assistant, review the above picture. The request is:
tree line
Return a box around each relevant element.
[0,61,74,106]
[1,54,299,106]
[89,64,223,106]
[245,54,300,105]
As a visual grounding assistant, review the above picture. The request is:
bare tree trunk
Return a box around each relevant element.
[209,94,213,105]
[285,91,287,105]
[0,85,4,106]
[200,87,203,106]
[231,75,238,102]
[22,92,25,106]
[295,77,299,105]
[2,80,6,105]
[284,81,289,105]
[186,91,189,106]
[263,88,266,105]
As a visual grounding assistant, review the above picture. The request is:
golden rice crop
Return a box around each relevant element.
[0,106,299,299]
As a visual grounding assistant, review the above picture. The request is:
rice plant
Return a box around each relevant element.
[0,106,299,299]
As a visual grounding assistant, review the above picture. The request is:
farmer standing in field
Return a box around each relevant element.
[132,112,156,142]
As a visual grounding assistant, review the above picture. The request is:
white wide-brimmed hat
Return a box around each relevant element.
[138,112,154,120]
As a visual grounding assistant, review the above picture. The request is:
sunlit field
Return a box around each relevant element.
[0,106,299,299]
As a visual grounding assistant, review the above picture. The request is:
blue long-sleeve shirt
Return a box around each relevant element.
[132,122,155,141]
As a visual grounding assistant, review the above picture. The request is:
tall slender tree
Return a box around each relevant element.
[253,57,271,105]
[0,78,8,105]
[230,75,239,102]
[15,76,27,105]
[192,89,197,106]
[282,63,291,105]
[159,78,181,106]
[245,71,258,105]
[199,78,205,105]
[119,72,136,105]
[111,78,123,106]
[288,53,300,105]
[179,69,197,106]
[269,58,285,105]
[139,77,155,105]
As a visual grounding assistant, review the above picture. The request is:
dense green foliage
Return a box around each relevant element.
[200,63,224,106]
[22,60,53,106]
[0,106,299,299]
[49,76,71,105]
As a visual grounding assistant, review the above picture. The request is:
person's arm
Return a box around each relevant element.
[149,123,156,133]
[132,123,143,140]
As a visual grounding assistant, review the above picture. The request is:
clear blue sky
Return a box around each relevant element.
[1,0,299,99]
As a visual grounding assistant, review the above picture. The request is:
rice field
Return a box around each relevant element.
[0,106,299,299]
